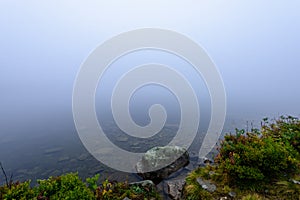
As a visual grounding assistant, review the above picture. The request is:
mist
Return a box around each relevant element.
[0,0,299,184]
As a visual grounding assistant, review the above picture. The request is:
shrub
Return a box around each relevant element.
[183,117,300,199]
[215,127,299,188]
[1,181,35,200]
[35,172,95,200]
[262,116,300,153]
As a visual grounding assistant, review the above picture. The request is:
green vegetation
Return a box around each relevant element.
[1,116,300,199]
[184,116,300,199]
[0,173,161,200]
[35,173,94,199]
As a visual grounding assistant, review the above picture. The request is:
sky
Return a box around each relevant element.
[1,1,300,141]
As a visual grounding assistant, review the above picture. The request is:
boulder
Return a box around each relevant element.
[136,146,189,184]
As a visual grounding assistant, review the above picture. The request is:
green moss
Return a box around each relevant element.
[241,193,265,200]
[183,167,214,200]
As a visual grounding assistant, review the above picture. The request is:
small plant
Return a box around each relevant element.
[96,179,114,200]
[95,179,161,200]
[35,172,95,199]
[131,185,143,194]
[86,174,100,191]
[1,181,35,200]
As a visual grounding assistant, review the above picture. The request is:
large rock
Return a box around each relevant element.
[136,146,189,184]
[165,178,186,200]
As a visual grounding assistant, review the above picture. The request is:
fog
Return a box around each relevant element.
[0,0,299,182]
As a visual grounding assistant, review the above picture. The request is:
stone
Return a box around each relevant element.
[264,189,269,193]
[123,197,131,200]
[220,197,228,200]
[291,179,300,184]
[228,191,236,197]
[209,171,215,176]
[129,180,155,189]
[165,178,185,200]
[196,178,216,192]
[136,146,189,184]
[184,162,196,171]
[199,156,213,166]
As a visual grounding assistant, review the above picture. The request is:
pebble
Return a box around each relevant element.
[291,179,300,184]
[228,191,236,197]
[196,178,216,192]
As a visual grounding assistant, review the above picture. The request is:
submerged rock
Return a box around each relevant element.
[136,146,189,184]
[44,147,63,154]
[58,156,70,162]
[77,153,89,161]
